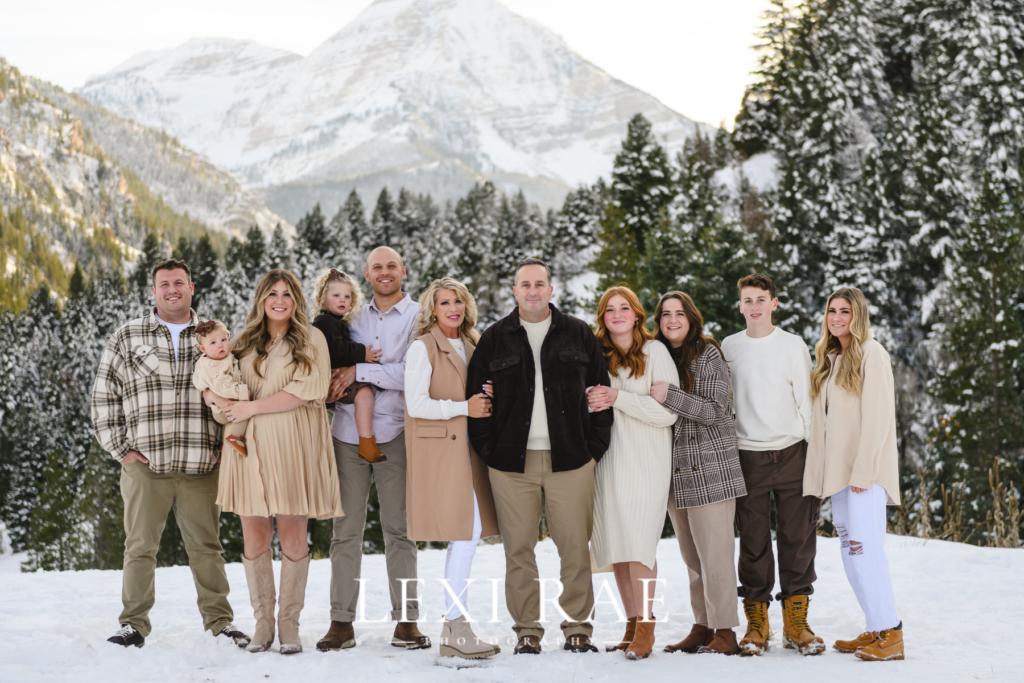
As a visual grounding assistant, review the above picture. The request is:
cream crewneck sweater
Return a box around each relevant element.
[521,315,552,450]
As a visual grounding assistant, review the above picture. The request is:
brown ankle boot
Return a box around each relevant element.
[664,623,711,653]
[739,599,771,656]
[316,621,356,651]
[782,595,825,655]
[855,623,904,661]
[625,618,656,660]
[698,628,739,655]
[834,631,875,653]
[358,436,387,463]
[606,616,637,651]
[392,621,431,649]
[226,435,247,456]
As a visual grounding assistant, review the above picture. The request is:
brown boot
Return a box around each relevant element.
[739,599,771,656]
[606,616,637,652]
[698,628,739,655]
[625,618,656,660]
[834,631,875,653]
[664,624,712,653]
[316,621,356,651]
[241,551,275,653]
[392,621,431,649]
[514,634,542,654]
[358,436,387,463]
[278,553,309,655]
[226,435,247,456]
[855,624,904,661]
[782,596,825,655]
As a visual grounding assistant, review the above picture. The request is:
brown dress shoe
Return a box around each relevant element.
[625,618,656,660]
[392,621,431,649]
[358,436,387,463]
[698,628,739,655]
[664,624,712,653]
[563,634,599,653]
[514,635,542,654]
[316,621,356,651]
[606,617,637,652]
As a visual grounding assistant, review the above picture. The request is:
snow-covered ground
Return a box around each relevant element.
[1,535,1021,682]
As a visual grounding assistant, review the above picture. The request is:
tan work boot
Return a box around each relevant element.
[739,599,770,656]
[439,615,499,659]
[241,551,276,653]
[855,624,904,661]
[698,628,739,655]
[606,616,637,652]
[358,436,387,463]
[664,623,712,653]
[782,596,825,655]
[278,553,309,654]
[834,631,875,653]
[625,617,656,660]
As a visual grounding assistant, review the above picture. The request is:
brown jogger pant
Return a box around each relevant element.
[735,440,820,603]
[119,461,233,637]
[488,450,596,640]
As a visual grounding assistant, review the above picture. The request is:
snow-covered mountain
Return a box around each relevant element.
[79,0,705,219]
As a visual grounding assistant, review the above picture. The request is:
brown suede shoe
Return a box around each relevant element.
[392,621,431,649]
[563,634,599,653]
[226,435,247,456]
[514,635,542,654]
[698,628,739,655]
[606,617,637,652]
[624,618,656,660]
[834,631,875,653]
[316,621,356,651]
[664,624,712,653]
[358,436,387,463]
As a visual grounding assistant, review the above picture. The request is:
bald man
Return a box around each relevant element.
[317,247,430,651]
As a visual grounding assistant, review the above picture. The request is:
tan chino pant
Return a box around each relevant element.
[488,449,596,640]
[667,492,740,629]
[119,461,233,637]
[329,435,419,621]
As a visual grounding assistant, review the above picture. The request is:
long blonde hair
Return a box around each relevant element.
[412,277,481,345]
[810,287,872,398]
[312,268,362,321]
[234,269,315,378]
[595,286,653,379]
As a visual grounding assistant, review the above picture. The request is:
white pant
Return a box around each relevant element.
[443,493,482,620]
[832,485,899,631]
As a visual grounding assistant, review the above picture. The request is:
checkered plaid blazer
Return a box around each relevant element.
[91,309,221,474]
[664,344,747,508]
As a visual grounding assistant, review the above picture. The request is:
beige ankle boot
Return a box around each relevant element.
[242,552,275,653]
[278,554,310,655]
[439,615,499,659]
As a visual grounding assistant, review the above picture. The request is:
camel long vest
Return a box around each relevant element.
[404,325,500,541]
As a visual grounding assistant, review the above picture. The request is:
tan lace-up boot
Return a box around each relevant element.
[739,599,771,656]
[855,624,904,661]
[781,596,825,655]
[834,631,875,653]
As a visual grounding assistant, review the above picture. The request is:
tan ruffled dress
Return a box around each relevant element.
[216,327,345,520]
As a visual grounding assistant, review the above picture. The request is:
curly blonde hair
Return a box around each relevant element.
[234,270,314,378]
[312,268,363,321]
[810,287,872,399]
[412,278,481,345]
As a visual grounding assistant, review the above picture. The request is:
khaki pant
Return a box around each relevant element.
[119,461,233,637]
[488,450,595,640]
[667,492,740,629]
[329,435,419,621]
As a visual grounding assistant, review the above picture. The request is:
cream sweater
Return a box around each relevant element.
[521,315,552,450]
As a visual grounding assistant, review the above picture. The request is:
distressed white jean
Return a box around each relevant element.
[831,485,899,631]
[443,493,482,620]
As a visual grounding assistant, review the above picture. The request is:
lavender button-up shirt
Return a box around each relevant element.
[331,293,417,446]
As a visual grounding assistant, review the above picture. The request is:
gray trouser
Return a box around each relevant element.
[329,435,419,622]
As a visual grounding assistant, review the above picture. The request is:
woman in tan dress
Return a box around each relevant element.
[403,277,499,659]
[208,269,344,655]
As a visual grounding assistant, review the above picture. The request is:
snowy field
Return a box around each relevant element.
[1,534,1021,682]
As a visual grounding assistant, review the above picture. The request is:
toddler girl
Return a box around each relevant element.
[193,319,250,456]
[312,269,385,463]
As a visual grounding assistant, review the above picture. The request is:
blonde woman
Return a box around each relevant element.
[403,277,500,658]
[805,287,903,661]
[208,269,344,654]
[587,286,679,660]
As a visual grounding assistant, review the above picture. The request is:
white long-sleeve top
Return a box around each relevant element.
[404,338,470,420]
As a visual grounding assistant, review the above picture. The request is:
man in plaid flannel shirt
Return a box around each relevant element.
[91,259,248,649]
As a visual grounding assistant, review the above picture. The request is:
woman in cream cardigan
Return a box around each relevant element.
[805,286,903,662]
[404,277,500,659]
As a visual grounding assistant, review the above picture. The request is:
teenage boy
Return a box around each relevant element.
[721,274,823,656]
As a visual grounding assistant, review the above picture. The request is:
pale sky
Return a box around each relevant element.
[0,0,769,128]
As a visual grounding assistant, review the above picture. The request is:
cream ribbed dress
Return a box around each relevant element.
[216,327,345,520]
[591,340,680,570]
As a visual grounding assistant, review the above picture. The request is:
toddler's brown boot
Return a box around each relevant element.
[358,436,387,463]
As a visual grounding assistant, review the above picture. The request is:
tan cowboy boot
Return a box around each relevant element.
[242,551,275,653]
[277,554,309,655]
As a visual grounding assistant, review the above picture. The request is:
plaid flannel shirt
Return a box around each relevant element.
[664,344,748,508]
[91,308,221,474]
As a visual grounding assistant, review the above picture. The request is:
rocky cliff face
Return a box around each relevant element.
[78,0,705,219]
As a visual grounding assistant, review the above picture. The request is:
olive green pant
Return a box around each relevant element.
[119,461,233,637]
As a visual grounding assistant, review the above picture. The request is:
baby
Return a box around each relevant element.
[312,269,385,463]
[192,319,250,456]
